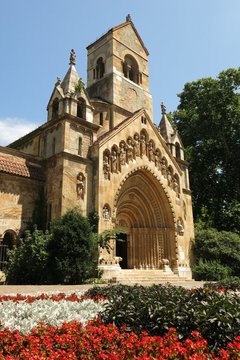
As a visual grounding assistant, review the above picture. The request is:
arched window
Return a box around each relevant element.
[52,137,56,155]
[3,230,16,250]
[77,98,86,119]
[52,98,59,120]
[99,112,103,126]
[96,57,105,79]
[123,55,139,84]
[175,142,181,159]
[78,137,82,156]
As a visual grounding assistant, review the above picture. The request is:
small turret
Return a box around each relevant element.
[158,102,184,160]
[47,50,93,123]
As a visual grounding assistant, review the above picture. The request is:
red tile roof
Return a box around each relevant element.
[0,156,45,181]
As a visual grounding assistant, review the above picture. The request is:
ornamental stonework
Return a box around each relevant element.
[102,130,180,197]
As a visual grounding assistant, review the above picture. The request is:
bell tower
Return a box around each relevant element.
[86,15,153,126]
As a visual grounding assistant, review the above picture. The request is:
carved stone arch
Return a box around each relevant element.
[114,165,177,224]
[2,229,17,249]
[113,165,178,270]
[140,128,149,141]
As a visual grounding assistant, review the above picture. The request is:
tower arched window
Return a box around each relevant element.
[96,57,105,79]
[52,98,59,120]
[77,98,86,119]
[175,142,181,159]
[123,55,139,84]
[78,137,83,156]
[52,137,56,155]
[99,112,103,126]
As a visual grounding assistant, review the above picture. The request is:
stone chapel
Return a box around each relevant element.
[0,16,194,280]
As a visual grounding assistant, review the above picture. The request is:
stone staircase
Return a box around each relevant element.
[108,269,189,286]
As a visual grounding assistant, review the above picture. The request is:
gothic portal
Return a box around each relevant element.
[0,16,194,279]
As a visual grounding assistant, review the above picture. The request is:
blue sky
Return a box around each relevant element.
[0,0,239,145]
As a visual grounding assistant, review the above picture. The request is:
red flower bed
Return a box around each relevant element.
[0,293,105,303]
[0,320,239,359]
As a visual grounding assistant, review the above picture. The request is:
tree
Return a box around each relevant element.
[48,209,97,284]
[174,68,240,232]
[192,226,240,279]
[6,228,50,284]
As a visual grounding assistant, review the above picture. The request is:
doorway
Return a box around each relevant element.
[116,233,128,269]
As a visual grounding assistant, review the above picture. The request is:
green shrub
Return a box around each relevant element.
[6,229,50,284]
[48,209,98,284]
[192,259,232,281]
[193,226,240,278]
[86,284,240,350]
[204,278,240,291]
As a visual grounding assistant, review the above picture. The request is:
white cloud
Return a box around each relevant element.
[0,117,37,146]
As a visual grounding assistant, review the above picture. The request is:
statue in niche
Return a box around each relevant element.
[155,149,161,170]
[177,218,184,236]
[76,172,85,199]
[167,169,173,188]
[126,138,134,162]
[103,205,110,220]
[133,133,140,158]
[148,141,155,162]
[161,158,167,178]
[103,154,110,180]
[119,142,126,165]
[173,176,180,196]
[140,134,146,157]
[111,150,118,173]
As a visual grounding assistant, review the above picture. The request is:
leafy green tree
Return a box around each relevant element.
[48,209,97,284]
[192,226,240,279]
[29,187,47,231]
[174,68,240,232]
[6,228,50,284]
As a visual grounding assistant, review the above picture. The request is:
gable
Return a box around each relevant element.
[97,109,182,175]
[113,22,149,58]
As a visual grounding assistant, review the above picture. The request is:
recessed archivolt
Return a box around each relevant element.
[114,165,176,228]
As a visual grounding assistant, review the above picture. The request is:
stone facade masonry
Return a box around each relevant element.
[0,17,194,280]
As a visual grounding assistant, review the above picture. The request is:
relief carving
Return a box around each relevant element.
[103,154,110,180]
[103,204,111,220]
[133,133,140,158]
[148,141,155,162]
[76,172,85,199]
[177,218,184,236]
[126,137,134,163]
[140,134,146,157]
[102,130,181,198]
[119,141,126,165]
[111,149,118,173]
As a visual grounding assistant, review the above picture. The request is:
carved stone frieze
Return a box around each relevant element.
[102,130,181,197]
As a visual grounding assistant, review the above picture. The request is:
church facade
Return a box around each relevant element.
[0,17,194,279]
